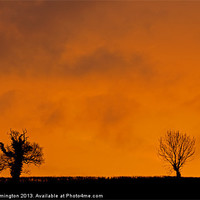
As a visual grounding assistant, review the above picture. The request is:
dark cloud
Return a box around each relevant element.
[0,90,17,114]
[0,1,91,75]
[44,108,65,126]
[36,98,68,129]
[0,1,163,79]
[58,47,155,81]
[80,93,141,147]
[183,94,200,111]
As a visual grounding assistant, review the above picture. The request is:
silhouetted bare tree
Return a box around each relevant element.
[158,131,195,178]
[0,129,44,181]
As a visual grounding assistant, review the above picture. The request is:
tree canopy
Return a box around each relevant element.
[158,131,195,178]
[0,129,44,181]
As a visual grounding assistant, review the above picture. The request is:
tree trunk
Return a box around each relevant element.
[175,169,181,178]
[10,157,23,182]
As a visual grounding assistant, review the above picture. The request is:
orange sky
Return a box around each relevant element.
[0,1,200,177]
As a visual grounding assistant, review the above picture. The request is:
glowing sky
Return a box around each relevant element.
[1,1,200,177]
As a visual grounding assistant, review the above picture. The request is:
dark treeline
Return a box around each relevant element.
[0,176,200,199]
[1,175,200,183]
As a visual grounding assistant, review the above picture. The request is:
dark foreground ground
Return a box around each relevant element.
[0,176,199,199]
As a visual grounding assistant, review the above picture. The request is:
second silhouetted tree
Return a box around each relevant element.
[158,130,195,178]
[0,129,44,181]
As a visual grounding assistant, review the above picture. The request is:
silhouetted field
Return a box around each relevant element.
[0,176,199,199]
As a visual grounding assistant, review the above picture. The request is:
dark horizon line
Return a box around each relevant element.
[1,175,200,178]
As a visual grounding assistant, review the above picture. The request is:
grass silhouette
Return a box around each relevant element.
[0,176,199,199]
